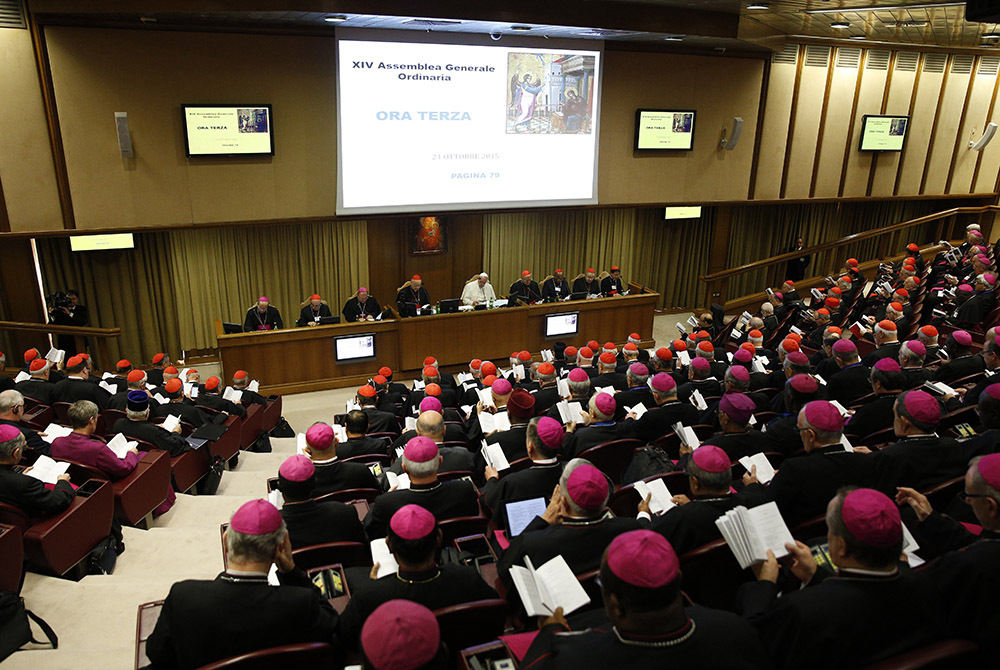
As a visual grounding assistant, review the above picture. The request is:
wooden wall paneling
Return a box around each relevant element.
[755,53,798,200]
[896,54,946,196]
[448,214,484,298]
[971,63,1000,193]
[0,174,8,233]
[747,59,771,200]
[837,49,876,198]
[944,56,980,193]
[864,51,896,197]
[777,51,806,199]
[0,239,48,356]
[813,48,863,198]
[974,66,1000,194]
[403,218,453,303]
[366,219,404,312]
[874,53,919,197]
[921,55,967,195]
[783,47,829,199]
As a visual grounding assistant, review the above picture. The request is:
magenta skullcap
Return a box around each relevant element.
[953,330,973,347]
[305,423,335,449]
[419,396,443,413]
[904,340,926,357]
[734,348,753,363]
[976,254,991,265]
[985,383,1000,401]
[719,392,755,424]
[903,390,940,425]
[789,374,819,394]
[629,362,648,376]
[607,530,679,588]
[389,504,436,540]
[841,489,902,549]
[491,378,512,396]
[690,356,711,371]
[977,453,1000,489]
[0,424,21,443]
[362,600,440,670]
[873,358,901,373]
[651,372,676,392]
[230,499,283,535]
[832,339,857,354]
[786,351,810,366]
[535,416,565,451]
[692,445,730,473]
[729,366,750,383]
[594,392,616,416]
[278,454,315,482]
[403,436,438,463]
[958,284,974,293]
[804,400,844,432]
[566,464,607,510]
[358,286,368,293]
[568,367,589,382]
[257,296,269,303]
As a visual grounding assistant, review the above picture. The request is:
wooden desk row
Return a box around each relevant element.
[216,292,659,395]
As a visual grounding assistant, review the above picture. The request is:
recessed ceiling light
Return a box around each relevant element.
[831,21,850,28]
[324,15,348,23]
[849,34,867,40]
[983,32,1000,39]
[746,2,770,9]
[664,35,684,41]
[804,2,963,14]
[511,25,532,31]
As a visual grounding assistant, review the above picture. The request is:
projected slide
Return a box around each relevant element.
[183,106,274,156]
[337,38,602,214]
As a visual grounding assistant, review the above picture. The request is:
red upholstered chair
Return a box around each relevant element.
[197,643,337,670]
[261,395,283,433]
[678,537,751,610]
[0,479,114,577]
[134,600,163,670]
[312,488,380,504]
[438,516,489,546]
[238,403,264,450]
[340,453,392,468]
[19,404,54,431]
[52,402,72,425]
[64,449,171,527]
[0,523,24,593]
[860,639,979,669]
[608,471,692,518]
[168,445,212,493]
[577,439,643,485]
[434,599,508,660]
[292,541,372,571]
[790,514,828,544]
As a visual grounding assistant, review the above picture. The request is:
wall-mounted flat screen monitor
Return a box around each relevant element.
[182,104,274,157]
[858,114,908,152]
[635,109,696,150]
[545,312,579,338]
[334,333,375,362]
[335,30,603,215]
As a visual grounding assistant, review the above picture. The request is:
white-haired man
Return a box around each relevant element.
[461,272,497,307]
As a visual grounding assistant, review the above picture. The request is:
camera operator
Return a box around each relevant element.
[48,290,90,353]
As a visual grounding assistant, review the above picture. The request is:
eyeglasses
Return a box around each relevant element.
[794,426,813,435]
[958,491,993,503]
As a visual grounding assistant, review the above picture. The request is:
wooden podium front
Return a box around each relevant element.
[217,292,658,395]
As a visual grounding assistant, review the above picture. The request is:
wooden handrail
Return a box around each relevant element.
[0,320,122,371]
[700,205,998,282]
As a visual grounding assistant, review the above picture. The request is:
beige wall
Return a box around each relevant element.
[0,27,62,231]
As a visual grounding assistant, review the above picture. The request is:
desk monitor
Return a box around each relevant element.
[545,312,579,338]
[318,316,341,325]
[222,322,242,334]
[568,291,588,301]
[335,333,376,363]
[439,299,460,314]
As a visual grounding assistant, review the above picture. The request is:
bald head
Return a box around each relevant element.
[415,410,444,441]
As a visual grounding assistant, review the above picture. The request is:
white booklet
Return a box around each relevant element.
[482,440,510,471]
[107,433,138,459]
[829,400,850,418]
[25,455,70,485]
[634,478,675,515]
[478,387,496,409]
[152,393,169,405]
[672,422,700,450]
[541,349,554,363]
[222,387,243,404]
[40,423,73,444]
[247,380,261,393]
[715,502,795,569]
[556,400,584,426]
[512,364,525,381]
[594,386,615,396]
[14,371,30,383]
[344,399,360,412]
[901,523,923,568]
[690,389,708,411]
[509,555,591,617]
[99,380,117,395]
[739,453,776,484]
[677,350,691,367]
[628,404,649,420]
[556,378,570,398]
[479,410,511,434]
[839,435,855,452]
[267,488,284,508]
[385,471,410,490]
[507,497,547,536]
[404,416,417,431]
[752,359,768,374]
[924,381,956,396]
[456,372,474,384]
[370,538,400,578]
[45,347,65,364]
[296,433,307,455]
[160,413,181,433]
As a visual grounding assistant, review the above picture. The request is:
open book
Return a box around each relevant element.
[40,423,73,444]
[689,389,708,411]
[482,440,510,471]
[556,400,584,426]
[479,411,511,434]
[715,502,795,569]
[672,422,700,450]
[107,433,139,459]
[509,555,591,617]
[924,381,956,396]
[25,455,70,485]
[634,478,675,515]
[160,413,181,433]
[739,453,776,484]
[478,387,496,409]
[386,472,411,490]
[370,538,400,578]
[224,387,244,404]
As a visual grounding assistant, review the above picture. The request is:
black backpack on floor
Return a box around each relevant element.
[622,446,675,486]
[0,593,57,661]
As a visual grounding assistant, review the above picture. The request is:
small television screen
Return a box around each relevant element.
[182,104,274,157]
[635,109,696,150]
[334,333,375,363]
[858,115,908,152]
[545,312,579,338]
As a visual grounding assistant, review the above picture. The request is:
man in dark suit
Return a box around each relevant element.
[843,359,904,441]
[51,355,110,409]
[146,499,338,669]
[157,379,209,428]
[276,455,366,548]
[541,269,570,302]
[628,373,698,444]
[701,393,769,461]
[825,340,872,407]
[15,359,55,405]
[676,357,722,403]
[784,236,810,281]
[231,370,267,406]
[898,340,932,389]
[397,275,432,318]
[0,424,74,517]
[764,400,876,526]
[243,296,283,332]
[0,390,50,461]
[0,353,14,394]
[565,392,635,459]
[509,270,542,304]
[531,362,562,417]
[600,265,625,296]
[295,294,333,327]
[764,375,820,456]
[591,352,627,393]
[614,363,655,421]
[303,422,379,496]
[337,410,390,460]
[572,268,602,296]
[744,488,943,669]
[932,330,986,385]
[484,389,534,463]
[482,416,566,530]
[112,391,190,457]
[364,437,480,538]
[342,287,382,322]
[195,376,246,417]
[861,320,901,368]
[146,352,170,387]
[358,385,401,434]
[108,369,154,412]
